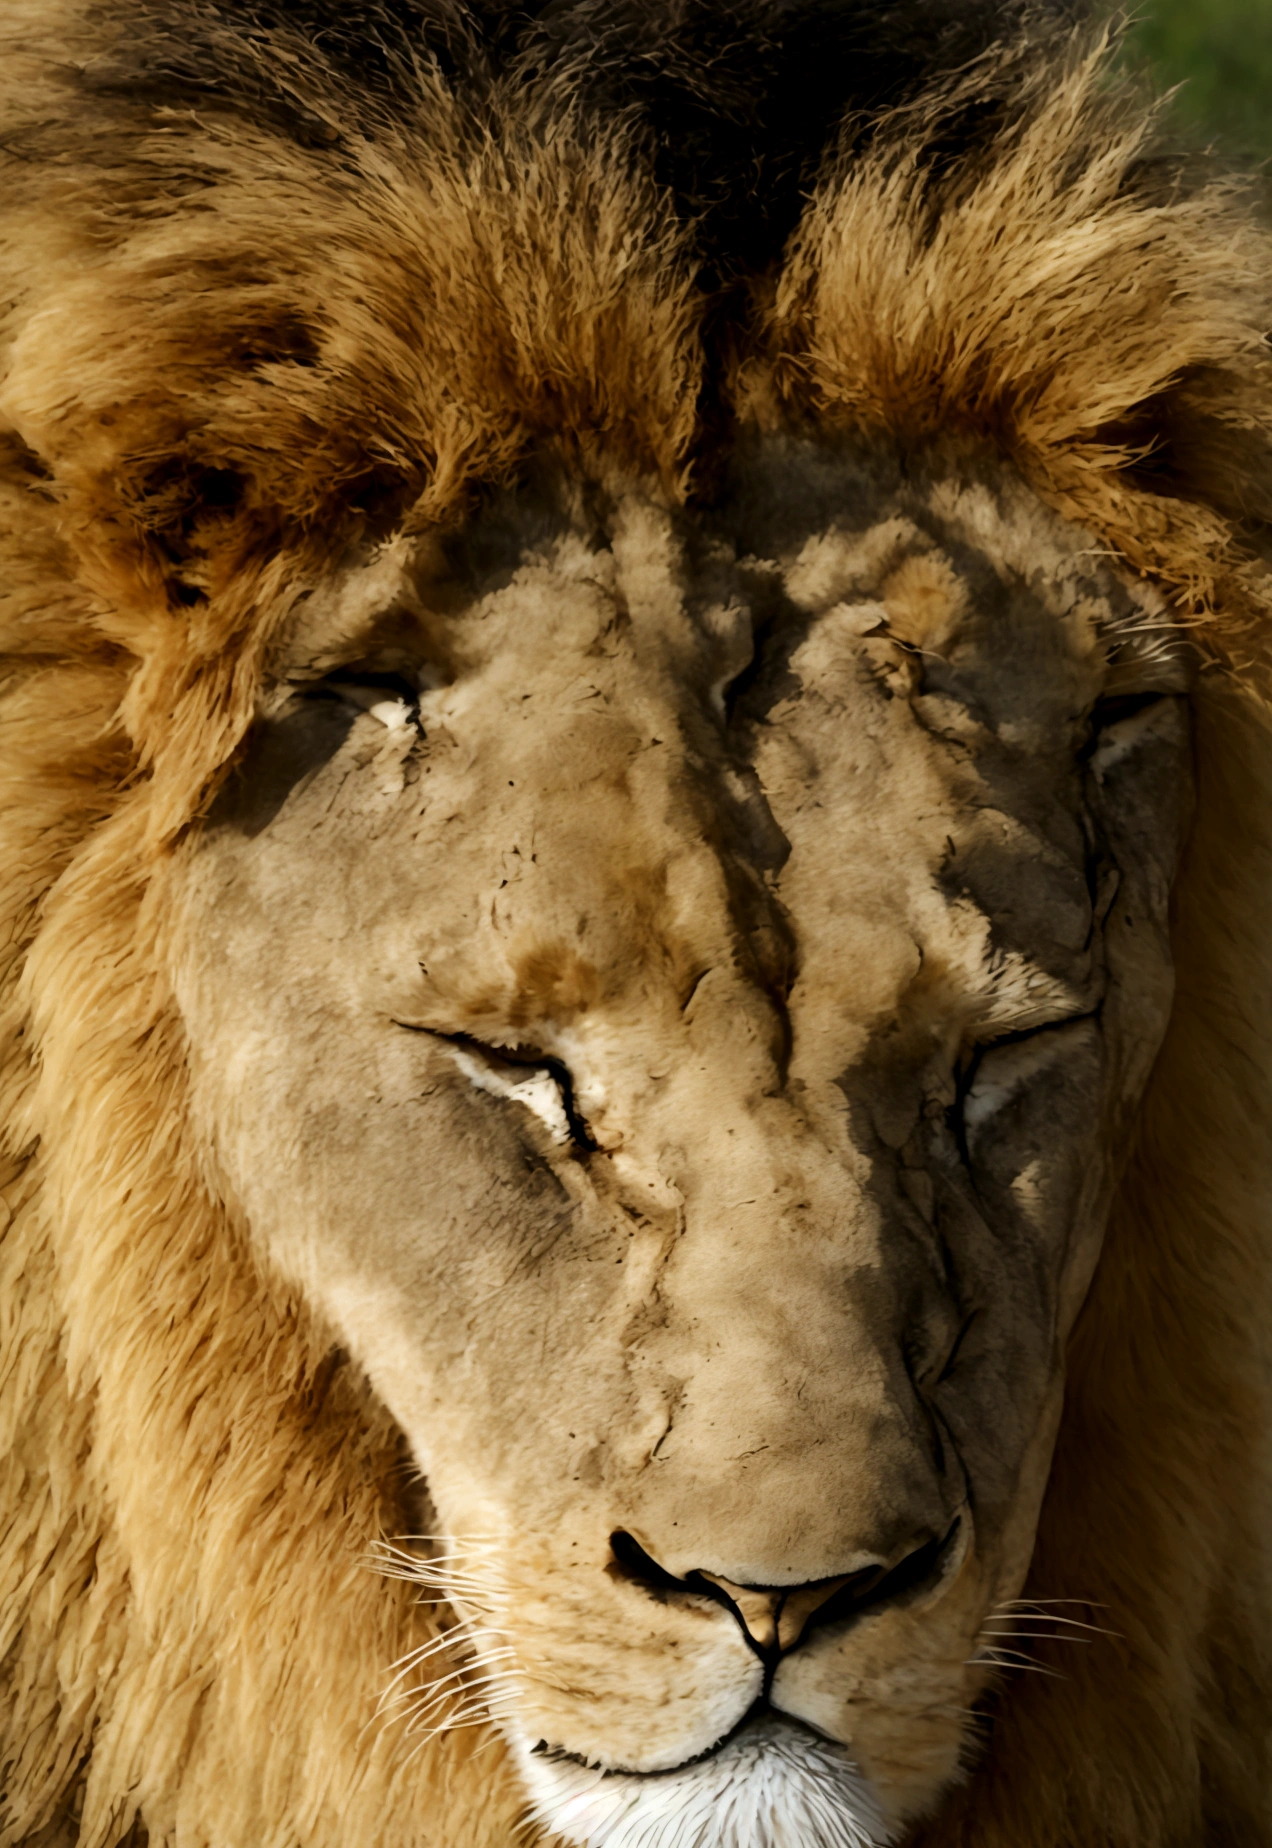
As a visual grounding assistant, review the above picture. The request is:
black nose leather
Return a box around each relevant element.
[609,1527,952,1659]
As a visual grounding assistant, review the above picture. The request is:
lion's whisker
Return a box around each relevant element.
[976,1633,1087,1648]
[396,1663,517,1710]
[969,1648,1065,1681]
[400,1685,518,1738]
[380,1630,467,1690]
[375,1638,514,1721]
[382,1656,518,1723]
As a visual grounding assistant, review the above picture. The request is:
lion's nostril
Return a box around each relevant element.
[609,1523,957,1657]
[794,1525,957,1640]
[608,1529,685,1596]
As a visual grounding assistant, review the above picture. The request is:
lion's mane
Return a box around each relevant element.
[3,3,1272,1843]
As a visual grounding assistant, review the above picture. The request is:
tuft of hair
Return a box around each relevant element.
[2,3,1272,1846]
[755,15,1272,669]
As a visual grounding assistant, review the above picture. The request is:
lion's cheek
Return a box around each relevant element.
[498,1590,763,1771]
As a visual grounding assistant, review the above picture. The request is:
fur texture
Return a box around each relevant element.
[1,2,1271,1845]
[516,1715,891,1846]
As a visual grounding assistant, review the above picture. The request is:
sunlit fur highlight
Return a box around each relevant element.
[2,5,1272,1846]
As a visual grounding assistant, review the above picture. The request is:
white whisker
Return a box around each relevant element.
[968,1648,1064,1680]
[979,1627,1090,1645]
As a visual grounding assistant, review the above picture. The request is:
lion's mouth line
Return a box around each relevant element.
[529,1697,841,1780]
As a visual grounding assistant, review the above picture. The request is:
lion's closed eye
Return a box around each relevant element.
[304,668,423,732]
[401,1027,598,1153]
[449,1041,575,1147]
[962,1018,1095,1141]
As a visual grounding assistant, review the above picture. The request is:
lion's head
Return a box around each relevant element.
[169,443,1191,1840]
[3,4,1272,1848]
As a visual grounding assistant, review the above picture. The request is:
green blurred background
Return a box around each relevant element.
[1124,0,1272,161]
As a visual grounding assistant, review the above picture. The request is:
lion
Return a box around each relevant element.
[2,1,1272,1844]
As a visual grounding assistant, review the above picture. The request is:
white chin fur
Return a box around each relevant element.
[512,1714,894,1848]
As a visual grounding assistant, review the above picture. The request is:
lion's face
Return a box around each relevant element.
[169,439,1191,1845]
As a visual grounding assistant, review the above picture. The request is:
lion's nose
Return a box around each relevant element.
[609,1527,951,1657]
[693,1569,857,1652]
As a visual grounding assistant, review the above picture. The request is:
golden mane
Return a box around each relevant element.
[762,31,1272,668]
[2,3,1271,1843]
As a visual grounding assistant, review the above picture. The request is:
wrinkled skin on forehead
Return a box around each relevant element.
[169,438,1192,1827]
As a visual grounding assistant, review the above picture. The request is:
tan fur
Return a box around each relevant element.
[2,7,1272,1846]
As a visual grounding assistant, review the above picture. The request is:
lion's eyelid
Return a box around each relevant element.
[449,1046,574,1147]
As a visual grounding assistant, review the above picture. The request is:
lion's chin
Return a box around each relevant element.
[511,1712,894,1848]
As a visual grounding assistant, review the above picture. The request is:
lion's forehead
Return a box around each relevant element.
[260,472,1117,1028]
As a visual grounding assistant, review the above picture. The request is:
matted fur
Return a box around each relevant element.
[2,3,1272,1845]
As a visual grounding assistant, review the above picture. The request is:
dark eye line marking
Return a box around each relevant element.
[1079,690,1168,761]
[679,967,716,1015]
[297,667,424,721]
[393,1021,599,1154]
[1093,690,1167,724]
[936,1308,980,1386]
[947,1006,1102,1172]
[722,605,782,724]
